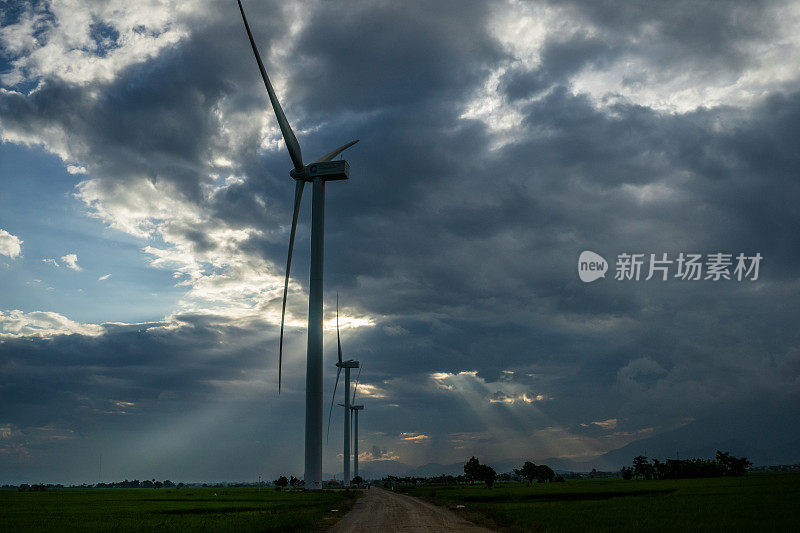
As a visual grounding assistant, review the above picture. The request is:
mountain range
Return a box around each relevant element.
[332,407,800,479]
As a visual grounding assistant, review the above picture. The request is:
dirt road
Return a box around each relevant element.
[328,486,493,532]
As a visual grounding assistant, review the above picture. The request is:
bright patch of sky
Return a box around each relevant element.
[0,143,184,324]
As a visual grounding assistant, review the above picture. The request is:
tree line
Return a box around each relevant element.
[378,457,563,489]
[620,450,752,480]
[272,475,303,488]
[95,478,178,488]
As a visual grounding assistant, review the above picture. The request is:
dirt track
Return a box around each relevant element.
[328,486,493,532]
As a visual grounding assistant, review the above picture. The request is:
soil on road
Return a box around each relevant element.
[328,486,493,532]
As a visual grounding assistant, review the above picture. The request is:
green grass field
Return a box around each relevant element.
[0,487,360,532]
[400,471,800,532]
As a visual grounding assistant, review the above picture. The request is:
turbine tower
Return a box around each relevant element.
[237,0,358,490]
[351,404,364,479]
[350,360,365,480]
[327,295,358,486]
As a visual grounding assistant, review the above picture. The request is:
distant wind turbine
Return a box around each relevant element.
[351,374,365,480]
[237,0,358,490]
[327,295,359,486]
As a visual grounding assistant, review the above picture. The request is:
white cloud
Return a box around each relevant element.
[60,253,82,271]
[0,0,197,87]
[352,383,387,400]
[66,165,86,174]
[0,229,22,258]
[0,309,104,338]
[98,274,112,281]
[74,177,277,321]
[42,258,59,267]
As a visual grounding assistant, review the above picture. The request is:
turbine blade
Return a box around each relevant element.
[278,179,305,393]
[326,367,342,442]
[312,140,359,163]
[352,364,362,404]
[237,0,304,171]
[336,293,343,365]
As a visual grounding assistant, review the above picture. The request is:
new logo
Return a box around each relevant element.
[578,251,608,283]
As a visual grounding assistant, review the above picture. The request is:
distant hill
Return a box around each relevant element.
[594,407,800,470]
[339,405,800,480]
[347,459,414,480]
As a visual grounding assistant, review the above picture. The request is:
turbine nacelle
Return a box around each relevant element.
[351,405,364,411]
[290,160,350,182]
[336,360,359,369]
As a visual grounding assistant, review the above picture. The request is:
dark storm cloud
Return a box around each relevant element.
[319,64,800,455]
[290,0,506,113]
[0,318,249,419]
[1,0,800,482]
[551,0,777,70]
[502,35,619,101]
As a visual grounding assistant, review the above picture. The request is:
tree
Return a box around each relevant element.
[514,461,555,484]
[534,464,555,483]
[463,457,497,487]
[289,476,301,488]
[464,456,481,484]
[478,464,497,488]
[514,461,538,485]
[632,455,652,480]
[274,475,289,488]
[352,475,363,486]
[716,450,752,476]
[620,466,633,480]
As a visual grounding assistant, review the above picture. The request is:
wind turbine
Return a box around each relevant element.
[327,295,358,486]
[237,0,358,490]
[351,375,365,480]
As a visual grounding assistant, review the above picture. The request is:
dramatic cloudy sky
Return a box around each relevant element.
[2,0,800,484]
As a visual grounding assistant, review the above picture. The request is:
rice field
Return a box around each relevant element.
[399,471,800,532]
[0,487,360,532]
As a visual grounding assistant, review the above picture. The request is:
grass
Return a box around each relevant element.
[399,471,800,532]
[0,487,361,532]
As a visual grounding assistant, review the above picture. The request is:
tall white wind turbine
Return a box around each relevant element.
[237,0,358,490]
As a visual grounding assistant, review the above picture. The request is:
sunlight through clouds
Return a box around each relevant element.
[399,432,430,442]
[0,310,103,338]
